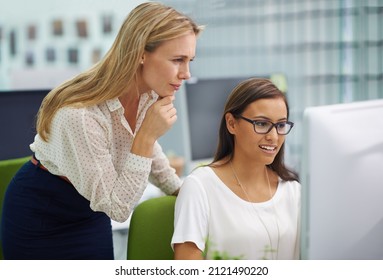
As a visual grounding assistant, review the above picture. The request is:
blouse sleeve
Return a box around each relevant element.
[149,142,182,195]
[171,173,210,252]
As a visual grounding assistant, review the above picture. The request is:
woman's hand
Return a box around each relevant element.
[131,96,177,157]
[142,95,177,140]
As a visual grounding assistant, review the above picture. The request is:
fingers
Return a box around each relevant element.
[139,95,177,141]
[162,102,176,116]
[157,95,175,105]
[166,107,177,124]
[160,104,177,127]
[157,96,177,119]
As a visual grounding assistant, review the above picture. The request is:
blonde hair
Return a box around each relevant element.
[37,2,204,141]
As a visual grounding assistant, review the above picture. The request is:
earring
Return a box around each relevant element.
[140,60,144,64]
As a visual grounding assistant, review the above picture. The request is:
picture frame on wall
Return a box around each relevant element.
[68,48,78,64]
[25,50,35,66]
[9,30,17,56]
[0,26,2,61]
[52,19,63,36]
[46,47,56,62]
[76,20,88,38]
[102,14,113,34]
[27,24,37,40]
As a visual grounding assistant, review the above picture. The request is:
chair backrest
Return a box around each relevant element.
[0,155,31,259]
[127,195,176,260]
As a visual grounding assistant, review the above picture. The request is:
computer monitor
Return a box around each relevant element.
[182,76,250,173]
[0,89,50,160]
[300,99,383,259]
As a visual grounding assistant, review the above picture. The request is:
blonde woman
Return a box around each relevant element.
[1,2,203,260]
[172,78,301,260]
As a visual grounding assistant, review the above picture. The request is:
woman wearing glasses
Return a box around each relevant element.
[172,77,301,260]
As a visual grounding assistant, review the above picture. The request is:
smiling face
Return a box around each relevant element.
[139,31,196,97]
[227,97,288,165]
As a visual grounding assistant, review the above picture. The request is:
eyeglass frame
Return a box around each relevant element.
[234,115,294,135]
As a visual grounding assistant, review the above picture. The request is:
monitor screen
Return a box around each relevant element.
[184,77,250,164]
[0,89,50,160]
[300,99,383,259]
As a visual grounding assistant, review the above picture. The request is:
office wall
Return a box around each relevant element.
[1,0,382,172]
[162,0,383,170]
[0,0,144,88]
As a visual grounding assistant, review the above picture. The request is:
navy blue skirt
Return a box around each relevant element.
[1,161,114,260]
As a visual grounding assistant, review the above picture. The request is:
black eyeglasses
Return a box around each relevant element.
[236,115,294,135]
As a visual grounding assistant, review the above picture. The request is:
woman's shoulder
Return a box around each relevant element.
[186,165,218,182]
[184,165,210,182]
[56,102,109,123]
[279,178,301,187]
[181,166,218,190]
[56,105,88,118]
[52,107,82,128]
[277,178,301,198]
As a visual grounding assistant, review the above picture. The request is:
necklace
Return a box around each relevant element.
[230,161,280,260]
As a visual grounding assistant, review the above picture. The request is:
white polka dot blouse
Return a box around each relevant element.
[30,92,181,222]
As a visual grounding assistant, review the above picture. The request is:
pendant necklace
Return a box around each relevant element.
[230,161,280,260]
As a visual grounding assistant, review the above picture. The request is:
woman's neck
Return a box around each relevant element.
[119,89,141,132]
[230,157,267,182]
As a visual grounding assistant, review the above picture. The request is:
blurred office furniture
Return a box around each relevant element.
[167,154,185,177]
[0,155,32,260]
[112,184,165,260]
[0,89,49,160]
[127,196,176,260]
[182,76,250,173]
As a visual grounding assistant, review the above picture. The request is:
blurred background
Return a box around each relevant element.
[1,0,382,173]
[1,0,382,260]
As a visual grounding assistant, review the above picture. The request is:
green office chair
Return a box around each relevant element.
[0,155,32,259]
[127,195,176,260]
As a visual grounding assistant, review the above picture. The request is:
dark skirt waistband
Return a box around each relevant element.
[31,155,71,184]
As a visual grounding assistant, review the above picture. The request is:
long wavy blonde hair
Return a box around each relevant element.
[36,2,204,141]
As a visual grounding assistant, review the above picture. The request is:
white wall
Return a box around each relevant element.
[0,0,144,89]
[1,0,382,174]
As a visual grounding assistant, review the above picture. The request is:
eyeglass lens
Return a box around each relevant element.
[254,121,292,135]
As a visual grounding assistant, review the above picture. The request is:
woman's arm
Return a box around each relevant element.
[149,141,182,195]
[174,242,204,260]
[171,173,210,259]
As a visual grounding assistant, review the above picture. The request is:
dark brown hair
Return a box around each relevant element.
[210,77,299,182]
